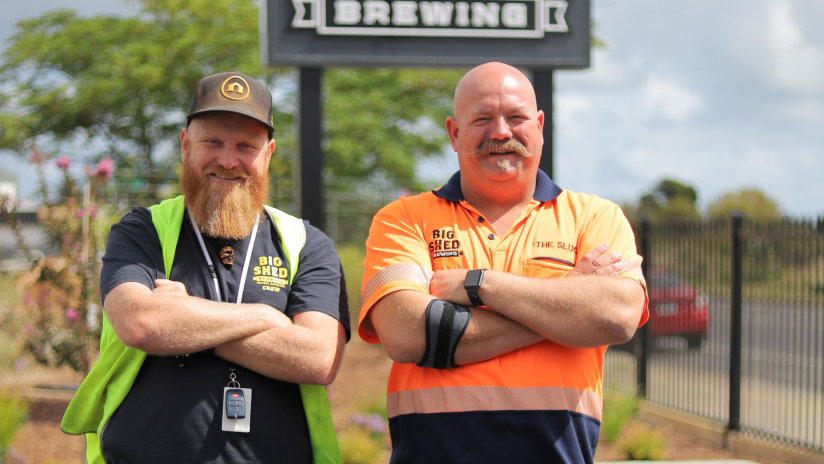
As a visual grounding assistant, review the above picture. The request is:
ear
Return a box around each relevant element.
[445,116,460,152]
[180,128,189,162]
[265,138,276,164]
[536,110,545,144]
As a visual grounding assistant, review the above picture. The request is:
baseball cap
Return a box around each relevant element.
[187,71,274,132]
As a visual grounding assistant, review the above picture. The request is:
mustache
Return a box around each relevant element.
[472,138,532,157]
[204,166,249,180]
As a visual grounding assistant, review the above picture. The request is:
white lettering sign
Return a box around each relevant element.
[294,0,569,38]
[419,1,454,26]
[363,0,391,24]
[334,0,362,24]
[392,1,419,25]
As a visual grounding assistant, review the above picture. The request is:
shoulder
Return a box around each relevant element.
[302,221,336,256]
[371,191,449,232]
[550,190,625,219]
[110,206,157,236]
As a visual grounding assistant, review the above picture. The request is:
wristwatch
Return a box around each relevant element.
[464,269,485,306]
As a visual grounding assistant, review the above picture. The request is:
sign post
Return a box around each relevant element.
[261,0,590,229]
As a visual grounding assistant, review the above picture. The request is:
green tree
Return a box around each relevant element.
[0,0,272,183]
[0,0,460,193]
[707,188,780,219]
[637,179,700,222]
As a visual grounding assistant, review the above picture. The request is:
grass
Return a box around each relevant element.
[337,426,383,464]
[336,244,366,323]
[601,390,640,444]
[617,423,666,460]
[0,389,29,460]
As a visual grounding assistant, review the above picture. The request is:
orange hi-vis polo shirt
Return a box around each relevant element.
[359,169,648,464]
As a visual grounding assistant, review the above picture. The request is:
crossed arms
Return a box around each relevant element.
[368,245,647,366]
[105,280,346,385]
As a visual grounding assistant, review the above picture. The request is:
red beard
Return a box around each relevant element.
[179,161,269,240]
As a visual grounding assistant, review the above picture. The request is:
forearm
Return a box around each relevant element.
[369,290,544,365]
[214,312,346,385]
[480,271,646,348]
[453,308,544,365]
[106,282,286,355]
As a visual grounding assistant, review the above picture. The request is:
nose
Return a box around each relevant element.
[489,116,513,140]
[214,147,241,170]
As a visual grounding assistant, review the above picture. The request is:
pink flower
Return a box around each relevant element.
[56,157,71,170]
[65,308,80,320]
[15,358,28,372]
[94,158,115,179]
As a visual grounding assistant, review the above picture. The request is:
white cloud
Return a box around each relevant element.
[641,78,704,124]
[730,0,824,96]
[554,94,593,137]
[569,48,636,88]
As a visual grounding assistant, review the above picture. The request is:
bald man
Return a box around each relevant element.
[358,62,649,463]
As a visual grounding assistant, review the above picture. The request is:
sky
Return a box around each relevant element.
[1,0,823,215]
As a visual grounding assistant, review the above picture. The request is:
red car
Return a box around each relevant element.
[646,269,709,349]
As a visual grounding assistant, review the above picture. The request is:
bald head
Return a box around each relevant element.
[445,61,545,195]
[453,62,537,121]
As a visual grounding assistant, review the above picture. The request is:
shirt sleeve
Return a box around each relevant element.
[577,198,649,327]
[359,198,434,344]
[99,207,164,304]
[287,222,351,341]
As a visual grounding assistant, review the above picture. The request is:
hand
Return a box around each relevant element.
[429,269,472,306]
[566,244,637,278]
[153,279,189,296]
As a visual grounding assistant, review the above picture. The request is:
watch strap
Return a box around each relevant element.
[464,269,485,306]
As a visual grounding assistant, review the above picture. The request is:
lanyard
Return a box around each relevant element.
[190,216,259,304]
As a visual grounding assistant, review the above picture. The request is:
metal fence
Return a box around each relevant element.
[605,215,824,452]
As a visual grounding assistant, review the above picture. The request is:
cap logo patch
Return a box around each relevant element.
[220,76,251,101]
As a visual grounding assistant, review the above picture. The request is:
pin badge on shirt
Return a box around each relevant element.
[220,246,235,266]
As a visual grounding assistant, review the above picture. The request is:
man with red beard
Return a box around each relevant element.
[62,72,348,464]
[358,62,648,463]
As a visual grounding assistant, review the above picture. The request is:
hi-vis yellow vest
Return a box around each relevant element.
[61,195,343,464]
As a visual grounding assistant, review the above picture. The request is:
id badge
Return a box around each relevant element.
[222,387,252,433]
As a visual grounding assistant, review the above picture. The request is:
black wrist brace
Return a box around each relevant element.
[417,299,471,369]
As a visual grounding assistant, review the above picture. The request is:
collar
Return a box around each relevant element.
[432,169,562,203]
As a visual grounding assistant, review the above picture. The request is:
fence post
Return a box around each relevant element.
[729,211,744,431]
[636,216,651,398]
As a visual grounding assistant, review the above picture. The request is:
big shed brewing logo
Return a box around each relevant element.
[291,0,569,38]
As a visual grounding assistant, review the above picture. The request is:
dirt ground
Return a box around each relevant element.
[6,339,797,463]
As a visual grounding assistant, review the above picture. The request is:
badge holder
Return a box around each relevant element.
[222,366,252,433]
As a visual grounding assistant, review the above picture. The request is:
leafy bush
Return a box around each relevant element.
[617,423,666,461]
[0,389,29,462]
[337,426,383,464]
[3,153,117,373]
[600,390,639,444]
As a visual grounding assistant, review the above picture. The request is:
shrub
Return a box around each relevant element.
[600,390,639,444]
[337,426,383,464]
[0,389,29,463]
[2,152,118,373]
[617,423,666,461]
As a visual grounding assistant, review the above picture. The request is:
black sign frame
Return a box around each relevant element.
[262,0,590,69]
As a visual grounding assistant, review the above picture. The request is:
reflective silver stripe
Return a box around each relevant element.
[361,263,434,309]
[387,385,603,421]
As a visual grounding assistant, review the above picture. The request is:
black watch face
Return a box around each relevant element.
[465,269,483,288]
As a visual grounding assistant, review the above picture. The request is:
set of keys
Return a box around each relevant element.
[222,365,252,432]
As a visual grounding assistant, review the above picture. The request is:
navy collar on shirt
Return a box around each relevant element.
[432,169,562,203]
